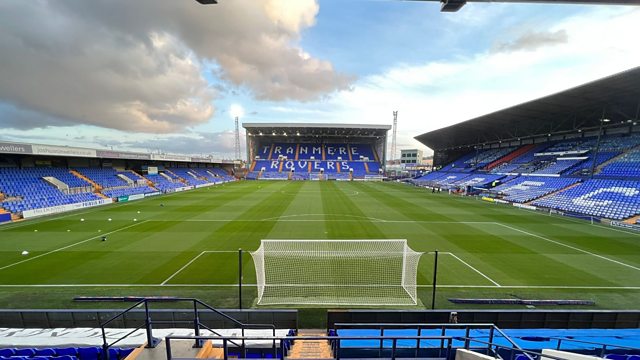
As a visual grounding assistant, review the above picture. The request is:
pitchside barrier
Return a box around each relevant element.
[327,310,640,329]
[0,309,298,330]
[0,213,11,223]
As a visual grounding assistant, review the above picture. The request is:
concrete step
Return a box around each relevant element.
[595,144,640,174]
[524,181,581,205]
[287,331,333,360]
[624,214,640,225]
[195,340,225,359]
[133,340,201,360]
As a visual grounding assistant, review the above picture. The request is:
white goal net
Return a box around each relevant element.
[250,239,423,306]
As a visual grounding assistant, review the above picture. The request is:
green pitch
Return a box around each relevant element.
[1,181,639,318]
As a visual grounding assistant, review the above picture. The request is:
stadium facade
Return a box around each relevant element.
[0,141,235,222]
[413,67,640,226]
[243,123,391,180]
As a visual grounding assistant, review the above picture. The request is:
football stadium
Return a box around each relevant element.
[1,1,640,360]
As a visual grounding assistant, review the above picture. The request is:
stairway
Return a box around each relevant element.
[525,181,582,205]
[485,144,535,171]
[196,340,225,359]
[371,145,380,163]
[128,170,155,189]
[165,169,189,185]
[594,144,640,174]
[624,214,640,225]
[287,330,333,360]
[70,169,102,190]
[126,340,201,360]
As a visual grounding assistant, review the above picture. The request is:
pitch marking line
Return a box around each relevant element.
[443,252,502,287]
[161,251,207,285]
[0,284,638,289]
[0,185,220,232]
[478,197,640,237]
[260,213,388,222]
[495,222,640,272]
[0,201,138,231]
[277,190,359,196]
[0,220,150,271]
[160,250,238,285]
[173,219,494,224]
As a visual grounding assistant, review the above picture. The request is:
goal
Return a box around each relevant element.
[250,239,423,306]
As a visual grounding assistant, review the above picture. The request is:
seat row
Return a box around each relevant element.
[0,347,132,360]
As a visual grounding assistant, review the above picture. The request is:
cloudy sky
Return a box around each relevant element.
[1,0,640,159]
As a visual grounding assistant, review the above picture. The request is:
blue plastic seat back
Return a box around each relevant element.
[0,350,15,357]
[116,349,133,359]
[35,348,56,356]
[77,347,101,360]
[14,349,36,357]
[605,355,628,360]
[56,355,79,360]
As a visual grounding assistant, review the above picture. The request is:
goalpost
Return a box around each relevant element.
[250,239,423,306]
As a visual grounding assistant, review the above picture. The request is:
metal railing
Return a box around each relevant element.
[99,297,276,359]
[551,336,640,358]
[332,322,531,360]
[164,333,581,360]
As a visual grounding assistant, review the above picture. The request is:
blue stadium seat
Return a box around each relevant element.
[249,143,382,179]
[491,176,579,203]
[0,350,14,357]
[32,356,51,360]
[55,356,79,360]
[14,349,36,357]
[35,348,56,356]
[533,179,640,220]
[55,347,78,356]
[77,347,101,360]
[605,354,628,360]
[0,167,102,214]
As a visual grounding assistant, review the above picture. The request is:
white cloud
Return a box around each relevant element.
[324,7,640,153]
[0,0,352,133]
[264,0,319,33]
[1,125,244,159]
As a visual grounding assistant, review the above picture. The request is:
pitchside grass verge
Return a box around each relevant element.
[0,181,639,327]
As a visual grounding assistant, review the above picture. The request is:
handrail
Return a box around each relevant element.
[549,336,640,350]
[193,298,276,330]
[198,322,243,348]
[333,322,529,359]
[100,299,147,328]
[99,297,277,360]
[549,336,640,358]
[333,322,497,327]
[164,334,577,360]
